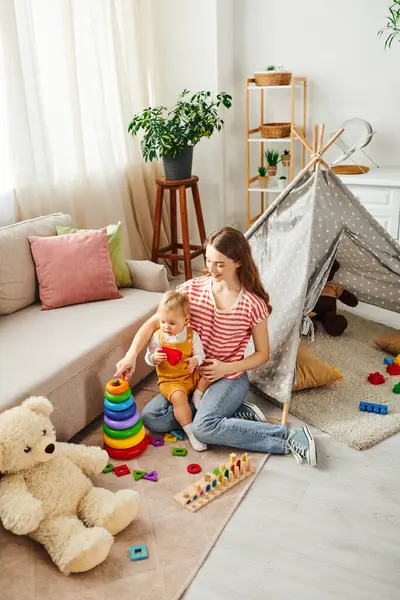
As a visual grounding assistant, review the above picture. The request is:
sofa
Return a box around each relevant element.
[0,213,169,440]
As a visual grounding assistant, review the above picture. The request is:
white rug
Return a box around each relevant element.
[289,312,400,450]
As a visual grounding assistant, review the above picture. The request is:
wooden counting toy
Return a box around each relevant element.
[174,453,254,512]
[164,433,177,443]
[172,448,187,457]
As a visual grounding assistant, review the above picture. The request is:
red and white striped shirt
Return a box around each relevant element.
[177,276,269,379]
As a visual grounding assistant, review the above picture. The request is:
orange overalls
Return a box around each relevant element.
[156,327,200,401]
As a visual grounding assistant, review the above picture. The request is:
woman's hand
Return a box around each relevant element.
[115,355,136,380]
[199,359,229,383]
[152,348,167,365]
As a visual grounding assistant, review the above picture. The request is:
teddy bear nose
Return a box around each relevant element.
[45,443,55,454]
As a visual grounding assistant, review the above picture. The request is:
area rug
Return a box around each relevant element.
[0,388,268,600]
[290,311,400,450]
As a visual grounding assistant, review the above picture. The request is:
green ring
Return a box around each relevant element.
[104,388,132,402]
[103,420,143,439]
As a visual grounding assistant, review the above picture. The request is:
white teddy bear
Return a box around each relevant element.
[0,396,140,575]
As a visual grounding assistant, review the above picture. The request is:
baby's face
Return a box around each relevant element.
[159,308,188,336]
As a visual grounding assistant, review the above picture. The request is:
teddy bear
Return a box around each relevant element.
[0,396,140,575]
[309,259,358,336]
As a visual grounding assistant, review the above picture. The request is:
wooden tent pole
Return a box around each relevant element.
[292,126,330,168]
[320,127,345,155]
[318,123,325,150]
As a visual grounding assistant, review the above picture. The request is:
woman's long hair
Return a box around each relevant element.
[203,227,272,314]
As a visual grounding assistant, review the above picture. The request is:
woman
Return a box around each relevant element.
[116,227,317,466]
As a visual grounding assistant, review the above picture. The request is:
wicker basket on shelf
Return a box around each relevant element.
[260,123,291,139]
[254,71,292,86]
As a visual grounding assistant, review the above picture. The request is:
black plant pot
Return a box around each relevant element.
[163,146,193,180]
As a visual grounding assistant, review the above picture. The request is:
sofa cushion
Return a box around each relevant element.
[28,229,122,310]
[0,213,71,315]
[0,288,162,439]
[56,222,133,288]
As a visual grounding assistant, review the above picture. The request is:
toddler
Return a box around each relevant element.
[145,291,209,451]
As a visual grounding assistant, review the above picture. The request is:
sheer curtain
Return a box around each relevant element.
[0,0,168,258]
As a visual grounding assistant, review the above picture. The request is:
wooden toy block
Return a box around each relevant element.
[129,544,148,561]
[172,448,187,457]
[133,470,147,481]
[151,436,164,447]
[187,463,201,474]
[384,357,394,365]
[170,430,184,440]
[359,401,388,415]
[102,463,114,474]
[143,470,158,482]
[113,464,130,477]
[174,453,254,512]
[164,433,177,443]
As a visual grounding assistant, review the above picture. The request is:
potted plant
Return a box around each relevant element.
[254,65,292,86]
[281,149,291,167]
[257,166,268,189]
[278,175,287,190]
[128,89,232,180]
[265,150,281,176]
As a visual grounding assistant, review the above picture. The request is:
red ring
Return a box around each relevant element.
[104,435,149,460]
[187,463,201,474]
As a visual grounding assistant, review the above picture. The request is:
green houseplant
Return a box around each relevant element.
[128,89,232,180]
[257,166,268,189]
[278,175,287,190]
[281,149,291,166]
[265,150,282,176]
[378,1,400,47]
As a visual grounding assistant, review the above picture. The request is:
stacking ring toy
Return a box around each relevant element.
[104,403,136,420]
[104,397,134,412]
[103,426,146,449]
[104,388,132,402]
[104,410,140,430]
[104,434,149,459]
[187,463,201,475]
[105,378,129,395]
[103,419,143,439]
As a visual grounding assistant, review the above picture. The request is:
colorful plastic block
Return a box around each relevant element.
[143,470,158,482]
[164,433,177,443]
[395,355,400,366]
[151,436,164,447]
[102,463,114,474]
[367,372,385,385]
[387,364,400,376]
[161,346,182,366]
[393,382,400,394]
[172,448,187,457]
[170,430,184,441]
[129,544,148,561]
[113,464,130,477]
[133,470,147,481]
[212,467,220,476]
[384,357,394,365]
[359,401,388,415]
[187,463,201,474]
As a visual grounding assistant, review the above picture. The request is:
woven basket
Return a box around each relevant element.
[260,123,291,139]
[254,71,292,86]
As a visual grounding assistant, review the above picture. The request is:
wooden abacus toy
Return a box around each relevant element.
[174,452,254,512]
[103,378,149,460]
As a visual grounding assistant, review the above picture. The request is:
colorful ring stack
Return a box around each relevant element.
[103,378,149,460]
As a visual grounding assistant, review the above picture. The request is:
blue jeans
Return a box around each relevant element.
[141,373,288,454]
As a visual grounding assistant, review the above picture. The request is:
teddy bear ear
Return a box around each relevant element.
[22,396,53,416]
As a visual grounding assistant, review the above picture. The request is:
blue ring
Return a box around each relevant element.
[104,396,134,412]
[104,403,137,421]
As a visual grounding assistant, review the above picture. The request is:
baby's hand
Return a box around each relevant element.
[185,357,199,374]
[153,348,167,365]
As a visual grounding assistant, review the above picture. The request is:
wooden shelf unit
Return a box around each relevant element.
[245,76,308,228]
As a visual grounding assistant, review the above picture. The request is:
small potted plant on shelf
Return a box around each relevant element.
[265,150,281,177]
[257,166,268,189]
[128,89,232,180]
[278,175,287,190]
[281,149,291,167]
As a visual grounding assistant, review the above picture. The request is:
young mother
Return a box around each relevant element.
[116,227,317,466]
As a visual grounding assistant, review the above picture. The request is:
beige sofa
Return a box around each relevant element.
[0,213,168,440]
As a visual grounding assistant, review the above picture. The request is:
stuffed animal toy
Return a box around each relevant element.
[0,396,139,575]
[309,260,358,336]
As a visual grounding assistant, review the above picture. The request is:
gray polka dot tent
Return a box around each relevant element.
[246,126,400,420]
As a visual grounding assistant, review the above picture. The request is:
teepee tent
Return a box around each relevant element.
[246,125,400,422]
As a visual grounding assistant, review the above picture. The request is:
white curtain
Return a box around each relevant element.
[0,0,169,258]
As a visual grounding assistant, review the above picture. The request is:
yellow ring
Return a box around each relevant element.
[103,426,145,449]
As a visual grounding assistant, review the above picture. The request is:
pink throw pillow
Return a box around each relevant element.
[28,229,122,310]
